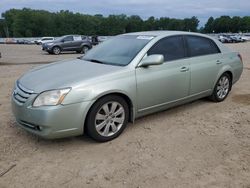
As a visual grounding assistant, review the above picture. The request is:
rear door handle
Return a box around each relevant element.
[216,60,222,64]
[180,66,189,72]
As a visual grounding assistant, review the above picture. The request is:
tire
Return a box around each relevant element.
[52,46,61,55]
[86,95,129,142]
[80,46,89,54]
[209,73,232,102]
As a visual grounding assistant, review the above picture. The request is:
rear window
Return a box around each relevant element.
[186,36,220,57]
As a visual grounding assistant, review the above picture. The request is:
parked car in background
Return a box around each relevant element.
[42,35,92,55]
[35,37,55,45]
[218,35,232,43]
[229,35,244,43]
[241,34,250,41]
[16,39,33,44]
[12,31,243,142]
[4,38,17,44]
[91,35,99,45]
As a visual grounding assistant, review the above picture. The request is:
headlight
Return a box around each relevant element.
[33,88,71,107]
[46,42,54,46]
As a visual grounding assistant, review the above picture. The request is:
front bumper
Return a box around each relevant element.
[42,45,52,51]
[11,94,92,139]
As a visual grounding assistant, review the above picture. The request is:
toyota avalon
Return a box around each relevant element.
[12,31,243,142]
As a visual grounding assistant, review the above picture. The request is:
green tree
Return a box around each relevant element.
[204,17,214,33]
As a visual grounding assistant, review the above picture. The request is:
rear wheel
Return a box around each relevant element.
[209,73,232,102]
[80,46,89,54]
[86,95,129,142]
[52,46,61,55]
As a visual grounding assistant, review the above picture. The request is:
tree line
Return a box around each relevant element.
[0,8,199,37]
[0,8,249,37]
[203,16,250,33]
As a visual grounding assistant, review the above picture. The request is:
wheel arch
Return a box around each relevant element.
[52,45,62,51]
[214,66,233,87]
[83,92,135,134]
[224,71,233,82]
[80,43,92,49]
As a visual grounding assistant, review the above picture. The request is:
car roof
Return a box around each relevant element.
[124,30,231,53]
[124,30,210,38]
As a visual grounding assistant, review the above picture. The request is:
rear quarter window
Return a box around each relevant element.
[73,36,82,41]
[186,36,220,57]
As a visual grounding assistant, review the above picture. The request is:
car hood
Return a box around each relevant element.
[18,59,124,93]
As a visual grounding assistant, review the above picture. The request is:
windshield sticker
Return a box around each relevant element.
[137,36,154,40]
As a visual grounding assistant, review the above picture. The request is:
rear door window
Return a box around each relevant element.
[185,35,220,57]
[147,36,186,62]
[63,36,73,42]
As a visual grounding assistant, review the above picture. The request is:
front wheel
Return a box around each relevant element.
[209,73,232,102]
[86,95,129,142]
[52,46,61,55]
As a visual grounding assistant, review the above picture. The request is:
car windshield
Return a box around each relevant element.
[82,35,154,66]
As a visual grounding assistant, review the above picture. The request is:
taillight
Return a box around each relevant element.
[238,53,243,63]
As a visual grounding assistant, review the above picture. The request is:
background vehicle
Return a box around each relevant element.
[229,35,244,43]
[42,35,92,55]
[16,39,33,44]
[4,38,17,44]
[91,35,99,45]
[241,34,250,41]
[12,31,243,142]
[218,35,232,43]
[35,37,55,45]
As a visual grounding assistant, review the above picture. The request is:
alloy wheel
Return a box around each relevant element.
[216,75,230,99]
[95,101,125,137]
[53,47,60,55]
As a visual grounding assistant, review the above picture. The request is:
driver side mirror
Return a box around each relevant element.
[139,54,164,67]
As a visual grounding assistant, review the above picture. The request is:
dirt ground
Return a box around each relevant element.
[0,43,250,188]
[0,44,80,64]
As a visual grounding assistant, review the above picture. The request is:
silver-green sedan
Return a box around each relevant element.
[12,31,243,142]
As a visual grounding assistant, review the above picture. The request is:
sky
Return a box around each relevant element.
[0,0,250,26]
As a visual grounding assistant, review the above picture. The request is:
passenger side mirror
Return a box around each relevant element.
[139,54,164,67]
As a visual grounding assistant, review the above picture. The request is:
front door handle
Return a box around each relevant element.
[180,66,189,72]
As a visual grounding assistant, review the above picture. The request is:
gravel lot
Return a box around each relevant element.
[0,44,80,64]
[0,43,250,188]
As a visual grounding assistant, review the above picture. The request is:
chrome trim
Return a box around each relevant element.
[13,81,34,105]
[17,81,34,94]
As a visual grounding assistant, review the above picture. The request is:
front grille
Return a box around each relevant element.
[13,82,33,105]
